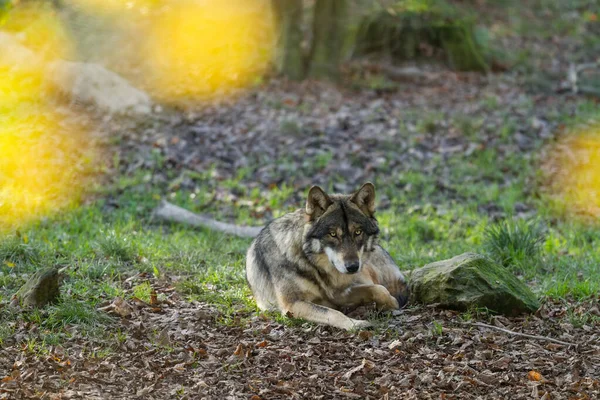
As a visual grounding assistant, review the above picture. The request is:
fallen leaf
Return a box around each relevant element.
[156,327,170,347]
[388,339,402,350]
[233,343,244,356]
[527,370,543,381]
[358,330,373,341]
[150,290,159,305]
[343,358,375,380]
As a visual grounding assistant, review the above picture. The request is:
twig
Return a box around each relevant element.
[153,200,263,238]
[462,321,575,347]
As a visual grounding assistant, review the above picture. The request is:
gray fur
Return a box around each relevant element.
[246,183,409,330]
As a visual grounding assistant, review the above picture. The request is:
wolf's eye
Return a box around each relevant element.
[354,229,362,236]
[329,231,337,237]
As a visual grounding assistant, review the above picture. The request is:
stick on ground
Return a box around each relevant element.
[463,321,575,347]
[153,200,263,238]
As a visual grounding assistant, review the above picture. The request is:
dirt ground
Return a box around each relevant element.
[1,273,599,399]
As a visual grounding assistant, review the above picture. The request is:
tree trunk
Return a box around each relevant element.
[308,0,348,81]
[272,0,305,80]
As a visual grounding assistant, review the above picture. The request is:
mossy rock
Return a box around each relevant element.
[15,267,60,307]
[407,253,540,316]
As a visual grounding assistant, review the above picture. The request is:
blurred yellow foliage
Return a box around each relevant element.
[0,4,96,231]
[142,0,276,103]
[0,66,44,106]
[0,107,96,230]
[1,2,73,61]
[547,131,600,218]
[0,3,73,106]
[66,0,161,14]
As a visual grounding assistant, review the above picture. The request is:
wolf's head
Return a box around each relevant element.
[303,183,380,274]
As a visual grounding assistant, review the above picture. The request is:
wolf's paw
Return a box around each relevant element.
[383,295,400,310]
[372,285,400,310]
[349,319,373,330]
[374,294,400,311]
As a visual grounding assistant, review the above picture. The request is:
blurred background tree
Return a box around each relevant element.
[272,0,490,82]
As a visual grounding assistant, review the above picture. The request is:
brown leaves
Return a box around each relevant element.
[2,289,599,399]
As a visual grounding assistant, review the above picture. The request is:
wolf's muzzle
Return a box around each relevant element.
[346,261,360,274]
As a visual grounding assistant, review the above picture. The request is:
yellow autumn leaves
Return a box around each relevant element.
[544,128,600,219]
[0,3,93,231]
[142,0,275,102]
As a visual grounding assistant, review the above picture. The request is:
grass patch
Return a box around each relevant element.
[45,298,113,330]
[0,235,41,268]
[95,231,138,262]
[483,219,545,270]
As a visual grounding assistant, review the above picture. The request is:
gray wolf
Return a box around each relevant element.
[246,183,409,330]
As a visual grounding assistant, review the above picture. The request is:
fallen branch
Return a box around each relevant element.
[153,200,263,238]
[567,60,600,96]
[362,62,439,81]
[463,321,575,347]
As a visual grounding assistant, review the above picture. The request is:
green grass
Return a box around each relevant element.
[1,130,599,348]
[0,235,41,267]
[95,230,138,262]
[2,77,600,350]
[483,219,545,269]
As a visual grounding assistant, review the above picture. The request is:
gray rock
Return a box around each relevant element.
[15,267,60,308]
[0,32,151,115]
[48,61,152,115]
[407,252,540,316]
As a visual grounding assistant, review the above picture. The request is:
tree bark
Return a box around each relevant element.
[308,0,348,81]
[272,0,305,80]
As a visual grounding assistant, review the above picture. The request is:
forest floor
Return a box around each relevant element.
[2,1,600,399]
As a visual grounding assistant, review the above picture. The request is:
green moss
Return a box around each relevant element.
[409,253,540,316]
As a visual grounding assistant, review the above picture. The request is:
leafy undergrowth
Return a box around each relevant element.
[1,277,599,399]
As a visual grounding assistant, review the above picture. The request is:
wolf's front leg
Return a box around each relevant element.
[341,284,399,310]
[283,300,371,331]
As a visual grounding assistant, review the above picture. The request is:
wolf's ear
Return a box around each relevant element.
[350,182,376,217]
[306,186,332,220]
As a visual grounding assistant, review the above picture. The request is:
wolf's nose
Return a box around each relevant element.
[397,285,410,308]
[397,294,409,308]
[346,262,360,274]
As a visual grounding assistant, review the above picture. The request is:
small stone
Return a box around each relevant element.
[14,267,60,308]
